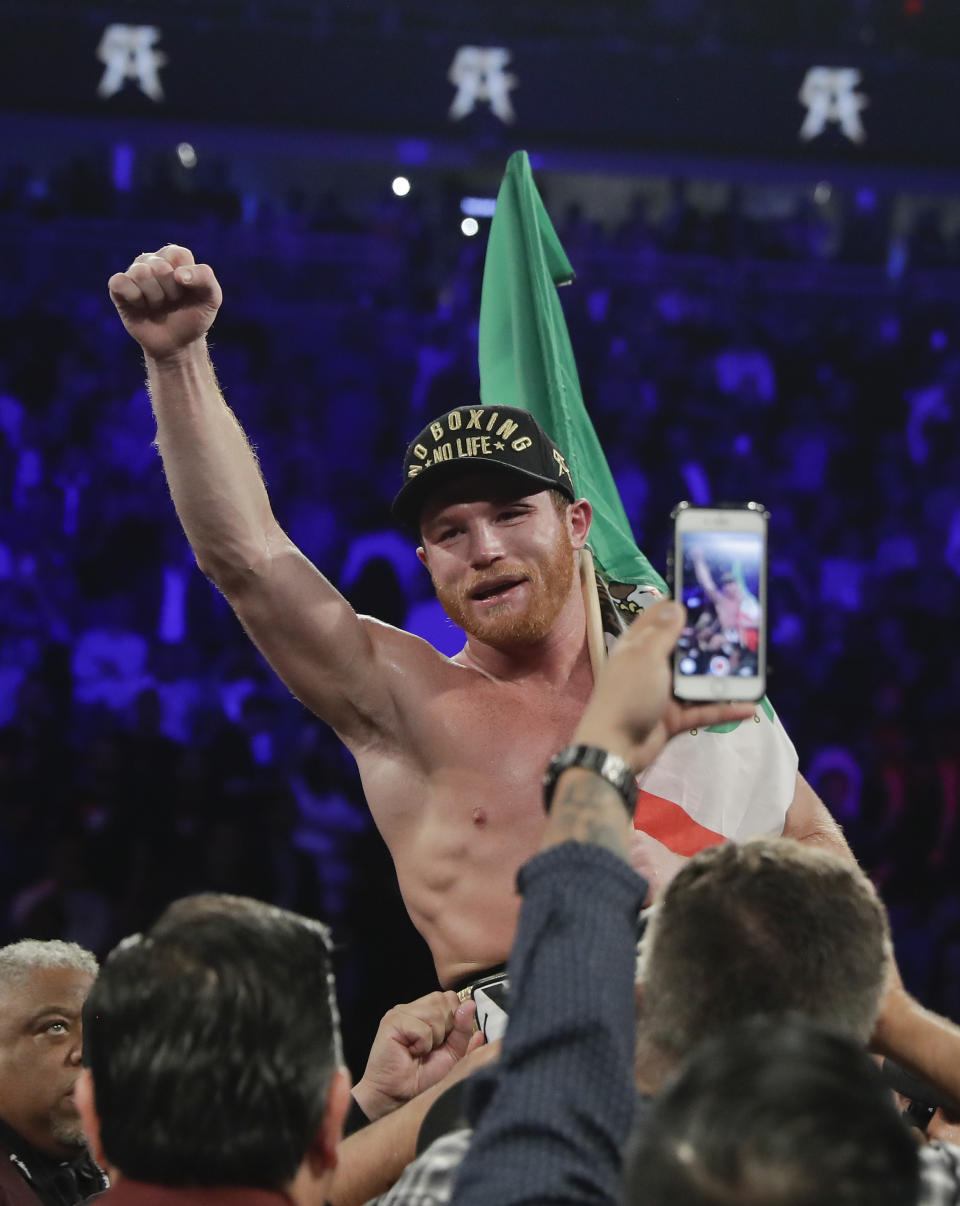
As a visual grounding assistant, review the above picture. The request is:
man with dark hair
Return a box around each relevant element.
[0,940,105,1206]
[633,836,890,1089]
[75,895,351,1205]
[625,1016,919,1206]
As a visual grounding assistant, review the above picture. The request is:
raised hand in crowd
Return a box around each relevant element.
[575,602,754,775]
[351,990,485,1122]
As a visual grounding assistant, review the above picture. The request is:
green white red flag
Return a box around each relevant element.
[478,150,797,851]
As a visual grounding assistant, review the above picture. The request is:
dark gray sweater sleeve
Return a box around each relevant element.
[452,842,646,1206]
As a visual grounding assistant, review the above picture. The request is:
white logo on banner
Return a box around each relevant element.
[798,67,867,144]
[448,47,517,124]
[97,25,167,102]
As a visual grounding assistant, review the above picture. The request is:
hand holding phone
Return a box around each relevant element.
[670,502,768,703]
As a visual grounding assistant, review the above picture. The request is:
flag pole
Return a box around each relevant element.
[579,548,606,681]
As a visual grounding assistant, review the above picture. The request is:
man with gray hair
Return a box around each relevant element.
[0,940,106,1206]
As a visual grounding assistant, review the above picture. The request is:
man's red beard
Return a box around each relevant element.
[433,529,578,649]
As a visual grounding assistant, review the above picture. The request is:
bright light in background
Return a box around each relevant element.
[855,186,876,212]
[460,196,497,217]
[813,180,831,204]
[177,142,197,169]
[461,217,479,237]
[392,176,411,197]
[111,143,134,192]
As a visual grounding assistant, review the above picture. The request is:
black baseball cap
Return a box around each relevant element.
[392,405,576,528]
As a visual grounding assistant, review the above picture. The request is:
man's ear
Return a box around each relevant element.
[416,545,428,569]
[308,1067,352,1173]
[75,1069,106,1169]
[568,498,593,550]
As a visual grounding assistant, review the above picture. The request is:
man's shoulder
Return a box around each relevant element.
[99,1182,290,1206]
[360,615,462,675]
[359,617,496,709]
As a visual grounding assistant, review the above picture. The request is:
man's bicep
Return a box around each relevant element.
[227,541,401,743]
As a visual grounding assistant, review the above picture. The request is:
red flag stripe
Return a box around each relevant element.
[634,789,726,856]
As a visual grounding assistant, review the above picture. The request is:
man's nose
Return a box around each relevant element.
[468,522,505,566]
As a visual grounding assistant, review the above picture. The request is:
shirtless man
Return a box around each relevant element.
[691,546,761,661]
[107,244,847,991]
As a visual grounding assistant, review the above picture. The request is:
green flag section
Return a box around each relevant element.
[478,149,666,592]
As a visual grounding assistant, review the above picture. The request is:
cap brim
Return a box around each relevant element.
[392,459,574,530]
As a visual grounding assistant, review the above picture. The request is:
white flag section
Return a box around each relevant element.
[601,586,797,854]
[635,703,798,854]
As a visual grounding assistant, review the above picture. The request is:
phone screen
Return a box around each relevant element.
[676,529,764,683]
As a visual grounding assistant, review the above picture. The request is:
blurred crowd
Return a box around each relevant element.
[0,148,958,1068]
[47,0,960,58]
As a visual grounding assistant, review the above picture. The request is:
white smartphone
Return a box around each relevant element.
[670,502,768,702]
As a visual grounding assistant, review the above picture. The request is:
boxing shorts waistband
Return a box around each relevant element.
[451,963,508,1001]
[451,964,509,1042]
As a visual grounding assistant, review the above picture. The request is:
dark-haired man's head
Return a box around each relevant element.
[625,1016,918,1206]
[77,895,349,1199]
[636,838,890,1090]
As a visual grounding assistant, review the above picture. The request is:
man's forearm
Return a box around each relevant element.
[328,1094,437,1206]
[872,988,960,1113]
[147,341,285,589]
[453,844,644,1206]
[542,767,632,859]
[783,773,856,861]
[329,1044,499,1206]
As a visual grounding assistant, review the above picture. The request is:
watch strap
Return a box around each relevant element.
[542,744,637,816]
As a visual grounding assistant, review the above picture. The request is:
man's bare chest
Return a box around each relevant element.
[412,675,588,787]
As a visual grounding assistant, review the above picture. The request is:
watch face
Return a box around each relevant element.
[544,744,636,817]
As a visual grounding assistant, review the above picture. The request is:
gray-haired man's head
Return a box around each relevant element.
[0,940,98,1157]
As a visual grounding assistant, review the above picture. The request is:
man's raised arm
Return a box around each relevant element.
[108,244,399,746]
[691,546,719,604]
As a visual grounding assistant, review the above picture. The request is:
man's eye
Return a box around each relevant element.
[44,1021,68,1035]
[498,509,523,522]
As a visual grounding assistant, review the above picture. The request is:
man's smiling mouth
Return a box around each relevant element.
[470,575,528,602]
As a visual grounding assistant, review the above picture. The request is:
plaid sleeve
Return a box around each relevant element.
[374,1129,472,1206]
[918,1142,960,1206]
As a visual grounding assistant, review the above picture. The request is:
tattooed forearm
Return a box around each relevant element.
[547,772,631,859]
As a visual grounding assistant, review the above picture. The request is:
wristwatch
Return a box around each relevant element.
[542,744,637,816]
